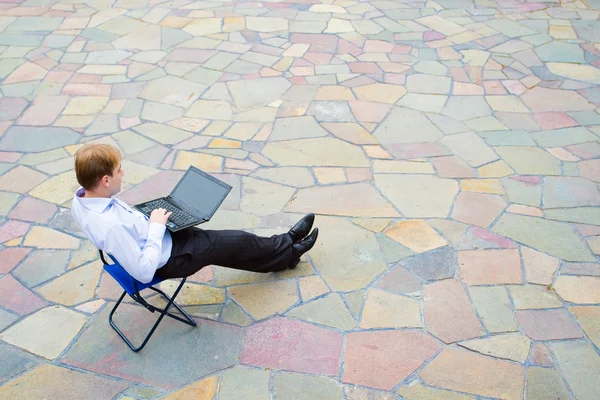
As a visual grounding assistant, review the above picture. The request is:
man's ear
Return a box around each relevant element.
[100,175,111,187]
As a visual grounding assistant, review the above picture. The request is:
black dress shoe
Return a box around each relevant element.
[288,213,315,243]
[292,228,319,257]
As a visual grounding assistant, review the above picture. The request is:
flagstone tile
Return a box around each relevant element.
[0,306,87,359]
[0,247,30,274]
[13,249,68,287]
[0,364,129,400]
[424,279,484,343]
[0,274,48,315]
[229,280,298,320]
[343,330,441,390]
[420,346,525,400]
[549,340,600,399]
[452,192,507,228]
[397,380,475,400]
[570,306,600,348]
[517,308,584,340]
[287,293,355,330]
[241,316,342,376]
[275,372,343,400]
[554,276,600,304]
[360,288,421,329]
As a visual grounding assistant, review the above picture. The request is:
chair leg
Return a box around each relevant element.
[108,278,196,352]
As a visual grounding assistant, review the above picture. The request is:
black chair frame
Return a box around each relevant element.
[99,250,197,352]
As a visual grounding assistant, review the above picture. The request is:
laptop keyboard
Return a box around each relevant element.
[140,199,199,227]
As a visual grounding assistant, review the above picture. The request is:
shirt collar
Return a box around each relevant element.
[74,187,115,214]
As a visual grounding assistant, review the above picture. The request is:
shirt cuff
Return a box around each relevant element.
[147,222,166,240]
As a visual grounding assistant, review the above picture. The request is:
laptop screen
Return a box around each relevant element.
[170,167,232,219]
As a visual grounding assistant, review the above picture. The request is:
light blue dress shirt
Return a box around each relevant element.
[71,188,173,283]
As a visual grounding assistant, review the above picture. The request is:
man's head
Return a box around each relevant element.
[74,144,123,196]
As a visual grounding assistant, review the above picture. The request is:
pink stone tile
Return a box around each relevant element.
[364,40,394,53]
[349,62,382,74]
[392,45,411,54]
[260,68,281,77]
[292,58,311,67]
[69,73,102,83]
[533,112,578,130]
[432,156,478,178]
[243,73,262,79]
[424,31,445,41]
[465,66,482,84]
[187,266,213,283]
[507,204,543,217]
[217,42,251,54]
[304,52,332,65]
[0,247,31,274]
[449,67,470,83]
[546,147,580,162]
[384,74,406,85]
[346,168,372,182]
[387,142,451,159]
[452,192,507,228]
[45,71,73,83]
[252,44,283,56]
[61,83,111,97]
[566,142,600,159]
[529,343,553,366]
[289,77,307,85]
[291,33,338,46]
[575,224,600,237]
[0,152,22,162]
[424,279,484,343]
[516,309,584,340]
[348,101,390,123]
[8,197,57,223]
[0,274,48,315]
[119,117,140,130]
[338,39,361,56]
[464,226,517,249]
[0,97,28,121]
[225,159,259,170]
[36,57,57,70]
[17,95,68,126]
[343,330,441,390]
[453,82,484,95]
[484,80,508,94]
[578,159,600,183]
[341,75,376,88]
[0,220,30,243]
[3,62,47,84]
[458,249,522,285]
[502,79,527,95]
[241,316,342,376]
[0,121,11,136]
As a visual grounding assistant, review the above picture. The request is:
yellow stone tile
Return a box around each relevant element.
[54,115,94,129]
[461,179,504,194]
[160,16,192,28]
[385,220,447,253]
[224,123,261,140]
[103,99,126,114]
[173,151,223,172]
[353,218,391,233]
[363,145,392,159]
[229,280,299,320]
[4,236,22,246]
[223,17,245,32]
[162,376,218,400]
[201,121,231,136]
[478,160,514,178]
[65,144,83,155]
[272,56,293,72]
[299,275,330,302]
[549,25,577,39]
[315,86,355,101]
[314,167,346,184]
[209,138,241,148]
[63,96,109,115]
[353,83,407,104]
[24,226,80,249]
[159,281,225,305]
[29,170,78,204]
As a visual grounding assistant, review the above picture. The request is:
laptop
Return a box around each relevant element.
[134,166,232,232]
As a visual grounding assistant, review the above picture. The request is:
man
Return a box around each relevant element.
[71,144,318,284]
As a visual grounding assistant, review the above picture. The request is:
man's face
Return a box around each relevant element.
[108,163,124,195]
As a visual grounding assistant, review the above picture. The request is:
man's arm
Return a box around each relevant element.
[104,222,167,284]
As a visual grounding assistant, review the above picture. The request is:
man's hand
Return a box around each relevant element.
[149,208,172,225]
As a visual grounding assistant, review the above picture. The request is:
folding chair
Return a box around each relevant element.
[99,250,197,352]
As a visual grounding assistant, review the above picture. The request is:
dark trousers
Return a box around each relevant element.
[155,227,296,280]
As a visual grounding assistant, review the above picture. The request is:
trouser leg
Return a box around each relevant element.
[156,228,297,280]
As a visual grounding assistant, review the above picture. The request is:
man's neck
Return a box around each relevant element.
[81,189,112,199]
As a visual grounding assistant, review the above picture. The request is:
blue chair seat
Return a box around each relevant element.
[103,260,163,295]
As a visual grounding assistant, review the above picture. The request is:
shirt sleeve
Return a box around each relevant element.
[103,223,167,284]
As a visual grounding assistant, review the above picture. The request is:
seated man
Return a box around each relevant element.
[71,144,318,284]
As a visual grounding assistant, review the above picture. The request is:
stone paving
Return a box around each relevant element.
[1,0,600,398]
